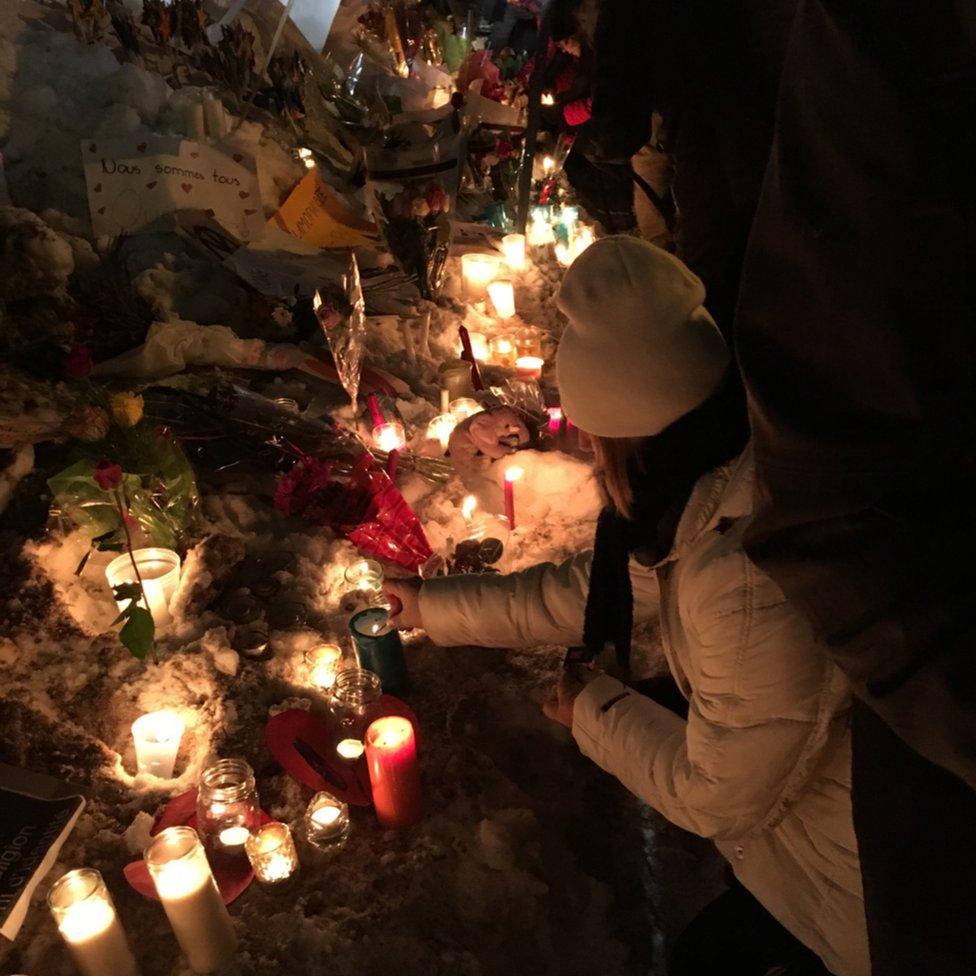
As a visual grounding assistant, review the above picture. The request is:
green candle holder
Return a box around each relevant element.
[349,608,408,694]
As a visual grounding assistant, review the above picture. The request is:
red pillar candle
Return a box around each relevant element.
[364,716,422,828]
[503,465,523,530]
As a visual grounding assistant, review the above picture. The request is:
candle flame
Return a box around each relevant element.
[461,495,477,521]
[312,291,322,312]
[504,466,524,484]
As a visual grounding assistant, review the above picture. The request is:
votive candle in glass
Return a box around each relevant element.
[304,791,350,850]
[460,253,501,301]
[515,356,544,382]
[501,233,526,271]
[487,280,516,319]
[489,335,516,367]
[48,869,138,976]
[350,607,408,694]
[145,827,236,974]
[105,547,181,627]
[244,822,299,890]
[331,668,383,759]
[344,559,384,594]
[372,420,406,454]
[303,643,343,692]
[426,413,457,451]
[449,397,483,422]
[132,710,185,779]
[365,716,422,829]
[195,759,259,855]
[515,332,543,359]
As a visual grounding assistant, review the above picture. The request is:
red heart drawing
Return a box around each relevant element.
[146,181,157,189]
[97,207,106,215]
[238,191,249,200]
[93,183,102,193]
[190,152,199,158]
[181,183,192,194]
[88,144,97,153]
[243,209,256,216]
[136,142,147,152]
[232,153,243,163]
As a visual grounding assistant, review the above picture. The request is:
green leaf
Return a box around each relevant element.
[119,606,154,660]
[112,581,143,602]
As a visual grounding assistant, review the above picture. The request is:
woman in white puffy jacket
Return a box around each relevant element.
[388,237,870,976]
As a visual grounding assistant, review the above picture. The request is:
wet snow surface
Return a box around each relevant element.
[0,1,725,973]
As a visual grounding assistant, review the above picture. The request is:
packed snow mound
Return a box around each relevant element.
[0,206,75,299]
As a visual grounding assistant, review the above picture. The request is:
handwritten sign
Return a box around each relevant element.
[270,169,376,249]
[82,136,264,240]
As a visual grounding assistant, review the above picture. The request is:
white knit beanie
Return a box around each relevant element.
[555,236,730,437]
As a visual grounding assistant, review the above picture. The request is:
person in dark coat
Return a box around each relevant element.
[733,2,976,973]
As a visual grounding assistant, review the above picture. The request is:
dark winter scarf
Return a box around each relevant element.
[581,373,749,669]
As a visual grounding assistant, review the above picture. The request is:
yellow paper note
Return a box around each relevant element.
[270,170,376,248]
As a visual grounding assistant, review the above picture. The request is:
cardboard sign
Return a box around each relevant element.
[82,136,264,240]
[269,169,377,249]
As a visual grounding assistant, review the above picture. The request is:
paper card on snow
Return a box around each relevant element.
[82,136,264,241]
[284,0,342,53]
[269,169,377,249]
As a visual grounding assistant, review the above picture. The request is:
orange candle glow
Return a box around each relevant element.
[364,716,422,828]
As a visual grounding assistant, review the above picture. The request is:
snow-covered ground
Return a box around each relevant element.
[0,2,725,973]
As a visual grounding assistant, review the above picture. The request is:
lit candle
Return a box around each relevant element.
[489,335,516,367]
[105,547,181,627]
[426,413,457,451]
[501,233,526,271]
[304,643,343,691]
[48,869,138,976]
[344,559,384,594]
[449,397,483,422]
[131,710,185,779]
[350,607,408,693]
[573,226,595,258]
[542,155,555,175]
[440,388,450,413]
[245,822,299,889]
[555,242,573,267]
[365,716,422,828]
[487,280,516,319]
[541,91,555,106]
[297,147,315,169]
[372,420,406,453]
[504,465,523,530]
[145,827,236,974]
[547,406,563,434]
[336,738,365,760]
[461,495,477,524]
[304,791,351,850]
[460,252,501,301]
[515,356,544,382]
[217,826,250,848]
[515,332,543,359]
[462,331,490,362]
[527,215,554,247]
[195,759,259,855]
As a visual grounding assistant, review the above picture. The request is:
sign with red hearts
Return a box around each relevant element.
[82,136,263,241]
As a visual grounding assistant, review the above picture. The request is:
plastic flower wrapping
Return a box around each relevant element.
[314,254,366,407]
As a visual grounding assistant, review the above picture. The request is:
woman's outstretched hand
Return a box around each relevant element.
[385,578,424,629]
[542,666,602,729]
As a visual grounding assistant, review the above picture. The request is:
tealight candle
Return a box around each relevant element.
[145,827,236,974]
[515,356,544,382]
[489,335,516,367]
[460,253,501,301]
[487,280,516,319]
[304,791,351,850]
[336,738,366,760]
[48,868,138,976]
[365,715,422,829]
[344,559,384,594]
[501,233,526,271]
[105,547,181,627]
[426,413,457,451]
[132,710,185,779]
[372,420,406,454]
[504,465,524,530]
[541,91,555,106]
[304,643,343,691]
[331,668,383,758]
[245,822,299,889]
[449,397,483,422]
[350,608,408,694]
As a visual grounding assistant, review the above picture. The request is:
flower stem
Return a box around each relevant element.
[114,488,156,663]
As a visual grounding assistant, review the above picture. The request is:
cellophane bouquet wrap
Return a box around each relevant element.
[314,253,366,407]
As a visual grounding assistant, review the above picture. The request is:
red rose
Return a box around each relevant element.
[63,344,93,379]
[93,460,123,491]
[425,184,448,213]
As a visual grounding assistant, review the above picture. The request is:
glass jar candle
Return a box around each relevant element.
[195,759,259,854]
[304,791,351,851]
[448,397,483,422]
[48,868,138,976]
[489,335,516,368]
[500,233,526,271]
[372,420,406,454]
[245,822,299,890]
[105,547,181,627]
[344,559,384,595]
[426,413,457,452]
[145,827,236,974]
[330,668,383,760]
[350,607,408,694]
[460,252,501,301]
[514,332,543,359]
[303,643,344,692]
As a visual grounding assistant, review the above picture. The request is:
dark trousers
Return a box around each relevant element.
[671,882,832,976]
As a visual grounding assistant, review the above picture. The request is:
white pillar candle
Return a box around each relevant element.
[501,233,526,271]
[48,869,138,976]
[145,827,236,974]
[460,253,501,301]
[487,280,516,319]
[105,548,181,627]
[132,710,185,779]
